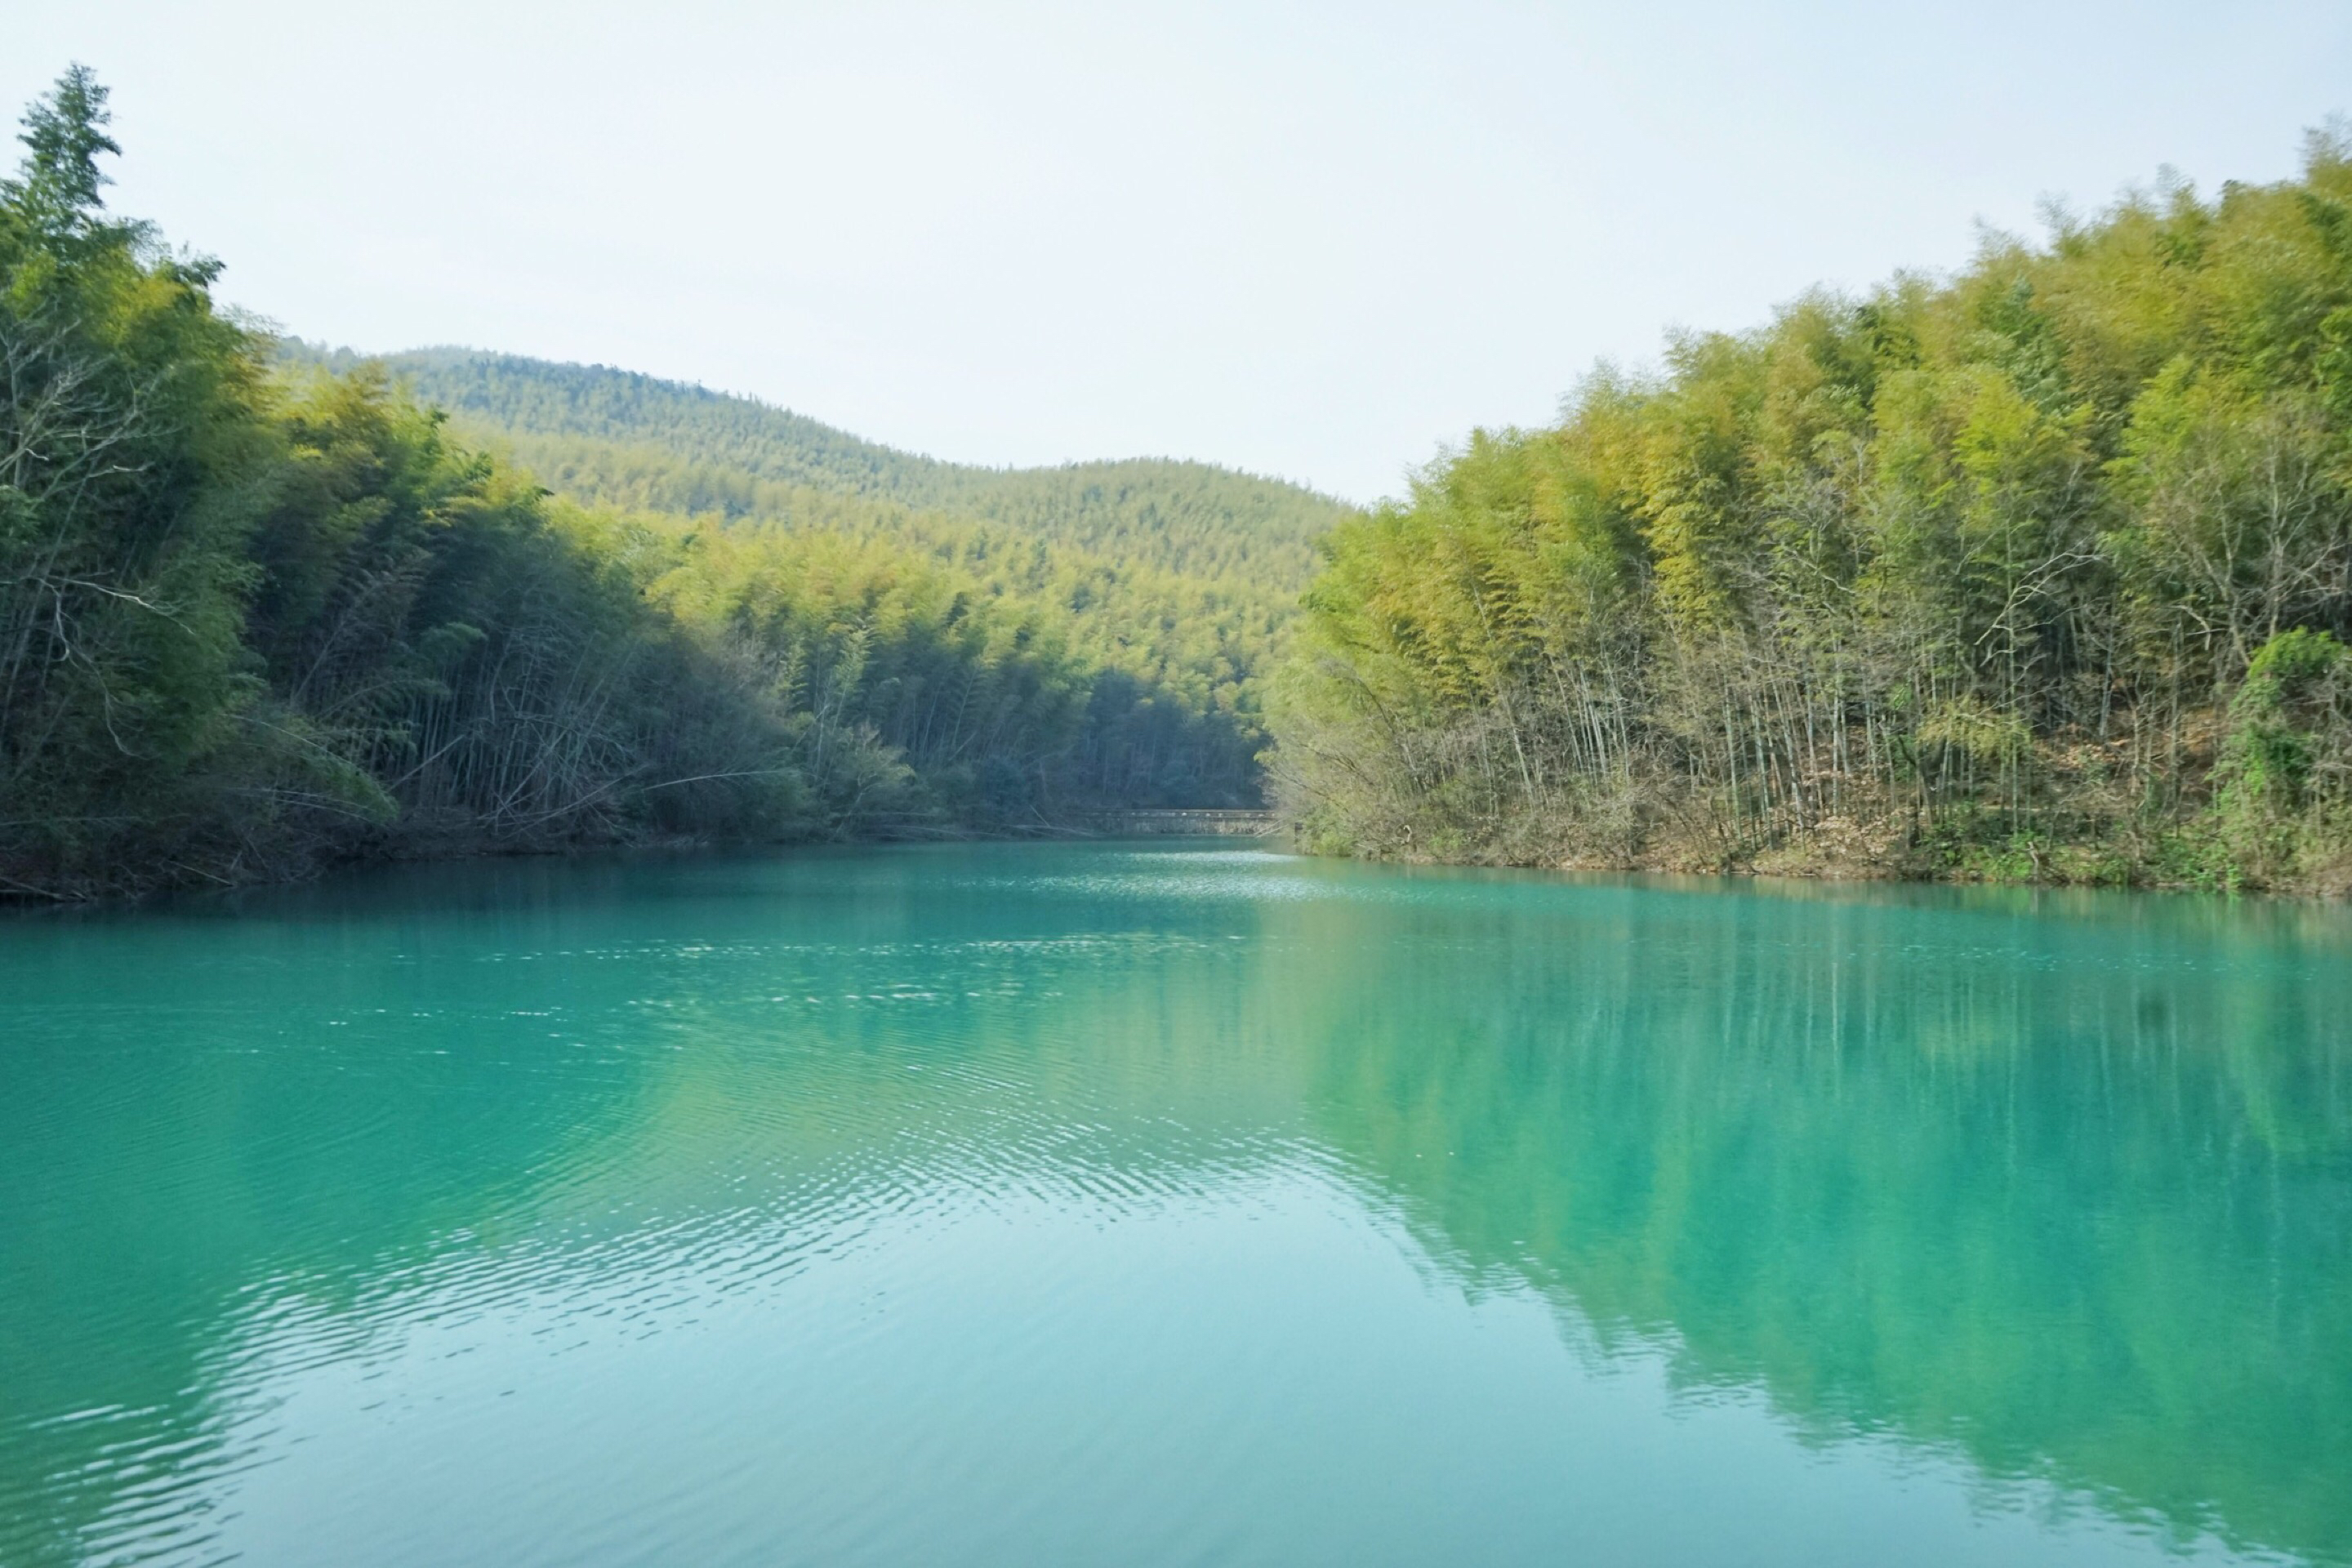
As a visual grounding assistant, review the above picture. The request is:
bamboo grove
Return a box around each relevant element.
[0,70,1343,898]
[301,345,1344,815]
[1271,128,2352,891]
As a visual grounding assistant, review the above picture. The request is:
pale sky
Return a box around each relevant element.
[7,1,2348,502]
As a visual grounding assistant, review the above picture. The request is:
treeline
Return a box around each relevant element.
[1273,128,2352,891]
[0,71,1335,898]
[294,348,1339,812]
[303,345,1341,586]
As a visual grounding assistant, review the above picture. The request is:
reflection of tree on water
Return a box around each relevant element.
[0,851,1298,1566]
[3,852,2348,1566]
[0,869,666,1567]
[1272,874,2352,1564]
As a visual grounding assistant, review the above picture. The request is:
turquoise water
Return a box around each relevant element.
[2,841,2348,1566]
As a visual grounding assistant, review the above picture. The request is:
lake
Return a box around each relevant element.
[2,841,2347,1566]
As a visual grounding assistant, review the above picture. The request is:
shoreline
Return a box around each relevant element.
[0,811,1280,907]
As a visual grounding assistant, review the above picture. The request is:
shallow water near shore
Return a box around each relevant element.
[3,840,2348,1567]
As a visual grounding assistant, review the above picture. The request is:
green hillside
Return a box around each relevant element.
[0,70,1354,897]
[284,345,1348,586]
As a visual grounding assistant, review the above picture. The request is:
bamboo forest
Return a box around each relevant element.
[1274,131,2352,892]
[11,74,2352,898]
[0,70,1348,898]
[7,37,2352,1568]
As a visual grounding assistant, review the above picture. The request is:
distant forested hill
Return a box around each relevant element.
[0,69,1354,898]
[282,345,1347,586]
[275,346,1361,827]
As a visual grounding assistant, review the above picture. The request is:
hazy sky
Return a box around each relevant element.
[7,2,2349,501]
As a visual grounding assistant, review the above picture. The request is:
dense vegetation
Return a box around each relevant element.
[293,345,1334,586]
[287,345,1351,813]
[1273,128,2352,891]
[22,57,2352,898]
[0,70,1347,898]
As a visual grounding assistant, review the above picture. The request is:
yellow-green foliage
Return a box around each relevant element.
[296,345,1343,586]
[1277,130,2352,889]
[0,71,1348,896]
[271,340,1351,831]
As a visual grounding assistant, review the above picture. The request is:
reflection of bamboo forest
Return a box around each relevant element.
[1271,872,2352,1559]
[5,849,2347,1565]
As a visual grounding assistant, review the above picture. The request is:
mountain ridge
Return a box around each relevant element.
[277,343,1352,587]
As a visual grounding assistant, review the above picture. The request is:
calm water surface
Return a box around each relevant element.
[2,842,2349,1566]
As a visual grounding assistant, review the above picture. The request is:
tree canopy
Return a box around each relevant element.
[0,69,1352,897]
[1272,128,2352,892]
